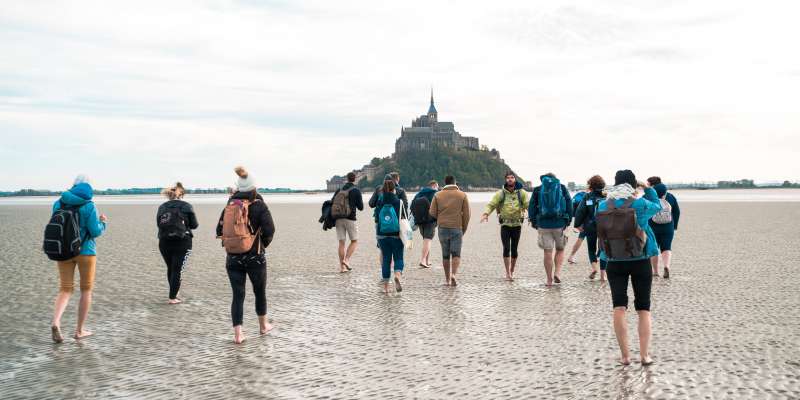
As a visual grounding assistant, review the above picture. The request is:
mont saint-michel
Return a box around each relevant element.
[327,93,516,191]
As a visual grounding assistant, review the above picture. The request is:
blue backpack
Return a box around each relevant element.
[572,191,586,212]
[538,176,567,219]
[378,204,400,235]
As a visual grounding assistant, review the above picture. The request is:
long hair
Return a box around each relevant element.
[382,180,396,193]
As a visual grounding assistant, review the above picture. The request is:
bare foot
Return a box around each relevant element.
[260,323,274,335]
[73,330,94,340]
[383,282,390,294]
[233,326,246,344]
[567,256,576,264]
[546,279,553,287]
[641,356,654,366]
[619,357,631,366]
[51,326,64,344]
[168,298,183,304]
[553,276,561,284]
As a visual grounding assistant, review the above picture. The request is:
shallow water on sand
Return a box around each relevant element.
[0,201,798,399]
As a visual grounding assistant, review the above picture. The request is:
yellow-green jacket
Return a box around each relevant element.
[484,183,530,227]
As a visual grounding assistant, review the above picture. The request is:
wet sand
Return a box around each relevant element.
[0,201,798,399]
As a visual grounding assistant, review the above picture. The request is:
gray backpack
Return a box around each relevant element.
[331,188,353,219]
[651,198,673,224]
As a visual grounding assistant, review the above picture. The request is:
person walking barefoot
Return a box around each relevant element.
[597,170,662,366]
[480,172,529,281]
[429,175,470,286]
[528,173,572,286]
[46,175,107,343]
[647,177,681,279]
[374,180,405,294]
[573,175,608,281]
[217,167,276,344]
[156,182,198,304]
[411,180,439,268]
[330,172,363,273]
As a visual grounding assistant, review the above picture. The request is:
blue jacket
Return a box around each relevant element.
[598,187,662,262]
[52,183,106,256]
[413,187,438,203]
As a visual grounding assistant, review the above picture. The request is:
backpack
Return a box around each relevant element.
[411,196,433,225]
[378,203,400,235]
[596,198,647,260]
[499,189,524,224]
[43,204,84,261]
[651,198,673,224]
[330,187,353,219]
[221,199,261,254]
[538,178,567,219]
[157,205,187,240]
[572,191,586,213]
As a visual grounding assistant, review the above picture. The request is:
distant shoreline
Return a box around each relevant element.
[2,185,799,197]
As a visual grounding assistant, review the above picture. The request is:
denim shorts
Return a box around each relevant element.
[438,227,463,259]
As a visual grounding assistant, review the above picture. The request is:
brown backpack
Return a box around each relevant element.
[220,199,261,254]
[330,187,353,219]
[596,198,646,260]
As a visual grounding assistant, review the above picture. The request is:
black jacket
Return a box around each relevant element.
[216,191,276,254]
[368,185,408,212]
[331,182,364,221]
[319,200,335,231]
[573,190,605,231]
[157,200,199,240]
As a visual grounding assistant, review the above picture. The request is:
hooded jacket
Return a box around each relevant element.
[484,181,529,227]
[374,191,402,237]
[51,183,106,256]
[597,186,662,261]
[216,191,276,254]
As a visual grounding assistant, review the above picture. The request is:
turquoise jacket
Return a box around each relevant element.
[51,183,106,256]
[598,187,662,262]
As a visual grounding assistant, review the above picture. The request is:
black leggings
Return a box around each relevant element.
[158,239,192,300]
[585,233,607,270]
[500,225,522,258]
[607,258,652,311]
[226,253,267,327]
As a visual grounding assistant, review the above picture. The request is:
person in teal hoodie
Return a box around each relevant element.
[50,175,107,343]
[528,173,573,286]
[597,170,661,366]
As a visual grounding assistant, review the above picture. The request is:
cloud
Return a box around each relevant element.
[1,0,799,190]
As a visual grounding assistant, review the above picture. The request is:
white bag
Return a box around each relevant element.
[399,206,413,249]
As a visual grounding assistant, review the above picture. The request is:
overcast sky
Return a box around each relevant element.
[1,0,799,190]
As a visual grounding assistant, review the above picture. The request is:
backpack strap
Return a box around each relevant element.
[620,197,636,209]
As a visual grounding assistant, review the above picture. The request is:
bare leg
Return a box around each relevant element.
[638,310,652,363]
[650,255,659,277]
[233,325,245,344]
[661,250,672,278]
[442,259,451,285]
[451,257,461,285]
[503,257,512,280]
[258,315,274,334]
[613,307,631,364]
[73,290,93,339]
[543,249,554,286]
[600,269,607,282]
[568,238,583,263]
[338,240,347,272]
[509,257,517,280]
[52,291,72,328]
[420,239,431,267]
[345,240,358,265]
[554,249,565,281]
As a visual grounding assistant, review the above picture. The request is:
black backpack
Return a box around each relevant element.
[158,205,187,240]
[43,204,84,261]
[582,193,603,234]
[411,196,433,225]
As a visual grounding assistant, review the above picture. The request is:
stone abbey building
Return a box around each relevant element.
[394,92,479,154]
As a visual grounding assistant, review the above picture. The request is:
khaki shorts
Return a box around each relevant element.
[57,255,97,292]
[538,228,568,250]
[335,219,359,241]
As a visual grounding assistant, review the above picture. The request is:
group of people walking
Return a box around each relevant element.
[44,166,680,365]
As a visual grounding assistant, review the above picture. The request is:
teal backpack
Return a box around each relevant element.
[378,204,400,235]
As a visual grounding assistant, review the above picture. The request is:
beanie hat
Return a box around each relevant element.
[234,166,256,192]
[654,183,668,198]
[614,170,637,187]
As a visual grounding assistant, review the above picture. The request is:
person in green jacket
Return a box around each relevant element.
[480,172,530,281]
